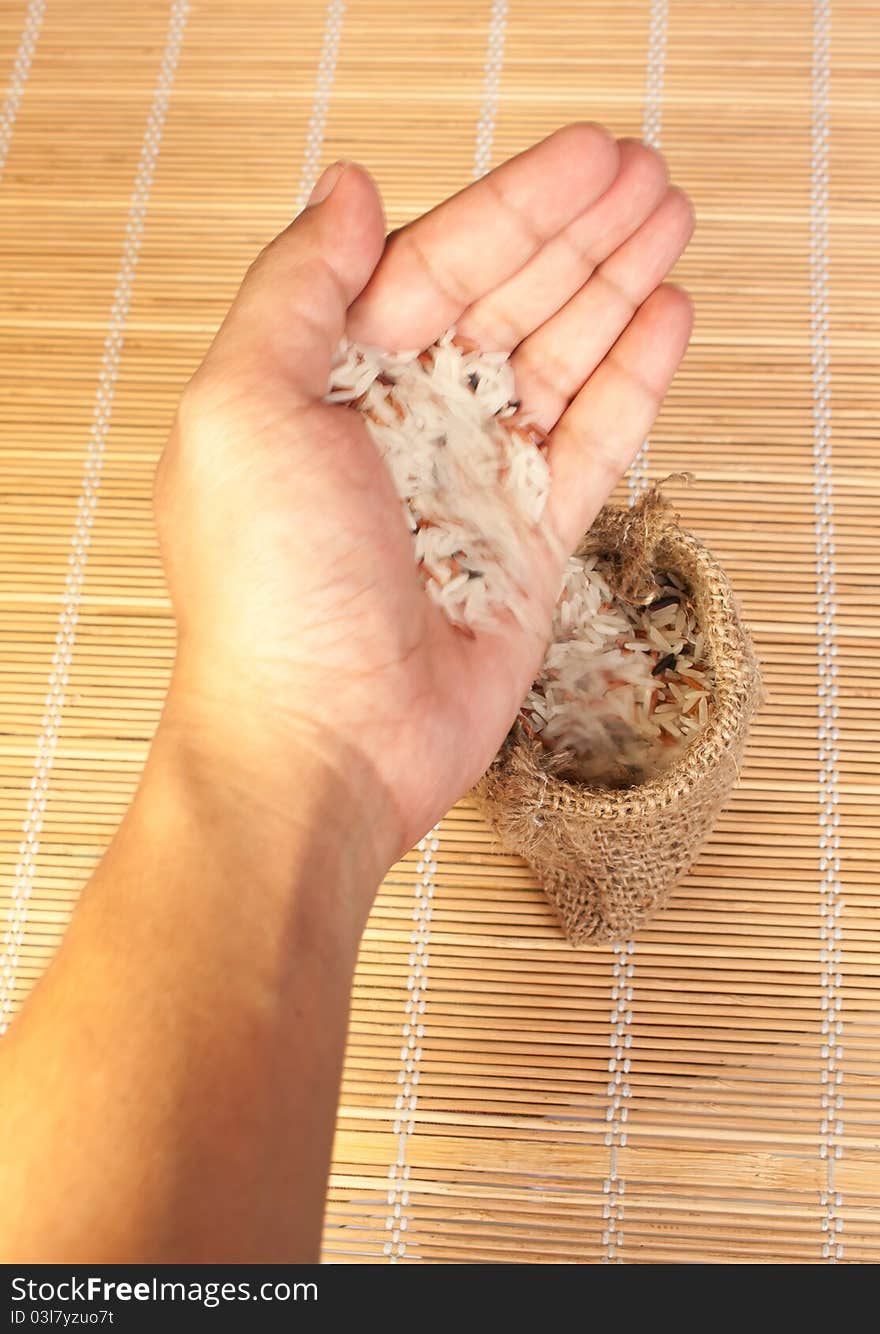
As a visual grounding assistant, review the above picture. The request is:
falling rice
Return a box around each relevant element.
[327,332,714,789]
[326,330,551,630]
[521,555,714,787]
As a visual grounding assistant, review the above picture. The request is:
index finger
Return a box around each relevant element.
[346,123,619,351]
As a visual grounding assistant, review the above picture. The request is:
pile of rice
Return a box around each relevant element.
[522,554,714,787]
[326,331,550,629]
[326,333,714,788]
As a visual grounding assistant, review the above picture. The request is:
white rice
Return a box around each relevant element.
[522,557,715,788]
[326,331,551,630]
[327,331,714,788]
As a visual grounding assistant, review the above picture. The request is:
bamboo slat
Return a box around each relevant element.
[0,0,877,1264]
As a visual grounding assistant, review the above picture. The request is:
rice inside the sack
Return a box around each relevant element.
[325,331,551,629]
[521,554,715,789]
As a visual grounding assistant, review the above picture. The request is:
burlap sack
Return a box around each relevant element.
[473,486,762,946]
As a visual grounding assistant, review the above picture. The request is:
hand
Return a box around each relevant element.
[0,133,695,1260]
[155,125,694,881]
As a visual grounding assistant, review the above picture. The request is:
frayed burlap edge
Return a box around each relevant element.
[472,485,762,946]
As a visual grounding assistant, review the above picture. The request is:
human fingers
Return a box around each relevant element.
[197,162,386,406]
[455,139,669,353]
[545,283,694,550]
[511,187,695,431]
[346,123,619,350]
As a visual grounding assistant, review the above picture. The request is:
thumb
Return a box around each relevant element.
[205,162,386,404]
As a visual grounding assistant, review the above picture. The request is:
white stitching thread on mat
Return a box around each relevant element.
[473,0,508,181]
[603,0,669,1264]
[810,0,844,1264]
[0,0,45,184]
[383,827,439,1262]
[627,0,667,503]
[383,0,510,1263]
[601,939,635,1262]
[0,0,191,1035]
[293,0,346,214]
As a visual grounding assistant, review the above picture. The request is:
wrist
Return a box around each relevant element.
[150,662,399,935]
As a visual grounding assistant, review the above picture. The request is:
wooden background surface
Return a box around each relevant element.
[0,0,877,1263]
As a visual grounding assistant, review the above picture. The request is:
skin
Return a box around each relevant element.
[0,125,693,1262]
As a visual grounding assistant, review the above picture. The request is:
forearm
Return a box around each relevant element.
[0,686,388,1263]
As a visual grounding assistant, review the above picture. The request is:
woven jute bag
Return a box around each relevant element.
[473,484,762,946]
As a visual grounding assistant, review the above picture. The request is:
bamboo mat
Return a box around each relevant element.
[0,0,878,1264]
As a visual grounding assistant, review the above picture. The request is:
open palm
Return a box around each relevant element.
[156,125,694,861]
